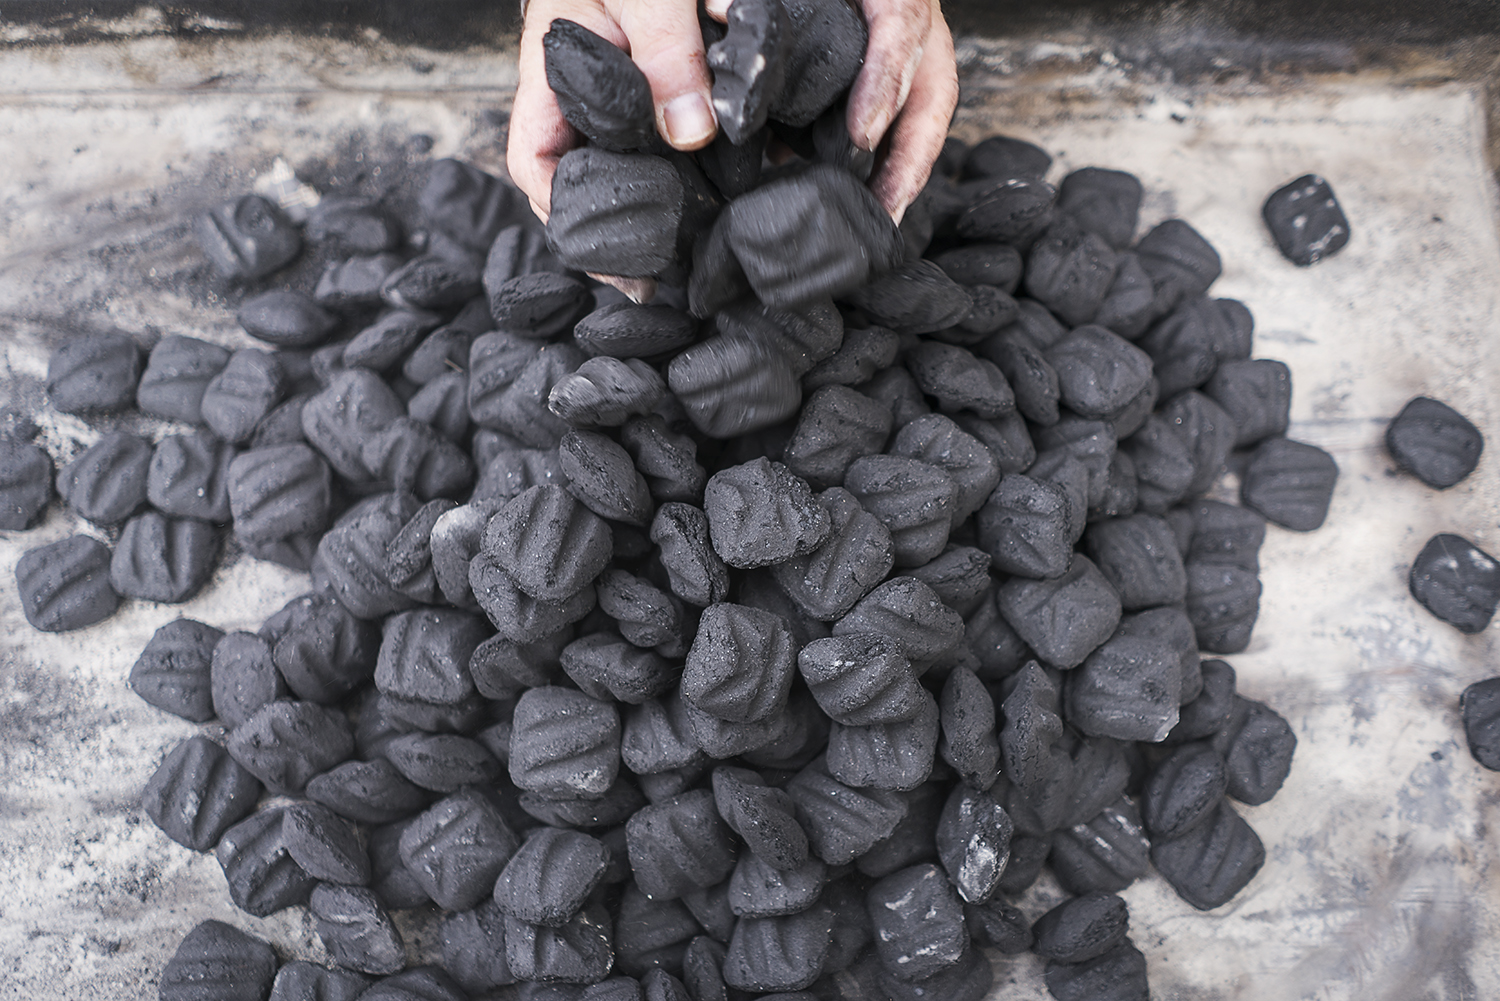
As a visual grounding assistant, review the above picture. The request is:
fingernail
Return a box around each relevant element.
[889,201,909,226]
[705,0,732,18]
[857,110,894,152]
[661,93,716,149]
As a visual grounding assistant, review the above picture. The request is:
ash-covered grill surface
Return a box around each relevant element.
[0,10,1499,1001]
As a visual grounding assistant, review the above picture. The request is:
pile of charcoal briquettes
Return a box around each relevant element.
[0,2,1393,1000]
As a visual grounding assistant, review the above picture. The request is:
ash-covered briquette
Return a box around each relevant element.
[1386,395,1484,489]
[15,534,119,631]
[1263,174,1351,266]
[196,194,303,281]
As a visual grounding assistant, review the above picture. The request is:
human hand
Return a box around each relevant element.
[508,0,718,226]
[507,0,959,227]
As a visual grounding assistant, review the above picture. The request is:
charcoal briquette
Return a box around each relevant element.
[1240,437,1337,531]
[573,303,699,361]
[682,603,796,723]
[544,19,656,152]
[1212,696,1296,805]
[366,819,431,910]
[384,732,501,792]
[406,371,470,441]
[302,368,407,483]
[1045,326,1153,423]
[269,961,374,1001]
[216,807,319,917]
[786,755,908,865]
[964,899,1033,953]
[934,784,1012,904]
[468,629,567,700]
[282,802,371,885]
[1183,558,1261,653]
[802,326,902,390]
[307,196,402,253]
[707,0,789,144]
[440,901,517,995]
[309,883,406,975]
[147,431,235,523]
[937,665,1000,789]
[397,787,519,911]
[549,358,665,430]
[781,385,893,490]
[306,759,430,825]
[1049,797,1150,895]
[770,0,866,126]
[420,159,521,252]
[158,920,280,1001]
[1385,395,1484,489]
[480,483,613,602]
[250,393,313,450]
[559,429,655,527]
[136,334,232,424]
[196,193,302,281]
[380,254,483,313]
[210,631,285,727]
[727,851,826,918]
[488,272,589,339]
[1141,742,1227,841]
[961,584,1033,681]
[142,736,262,852]
[905,341,1016,420]
[471,561,598,643]
[130,618,223,721]
[361,417,475,500]
[798,632,926,728]
[198,347,288,444]
[548,149,683,278]
[1042,940,1149,1001]
[670,336,803,439]
[1135,219,1222,319]
[45,331,143,413]
[1057,167,1142,249]
[56,432,148,525]
[841,455,956,568]
[961,135,1051,181]
[1083,513,1186,610]
[226,699,354,796]
[832,575,964,672]
[494,826,611,927]
[360,967,470,1001]
[344,309,443,373]
[596,570,684,649]
[723,907,834,993]
[1204,358,1291,448]
[1150,799,1264,910]
[996,554,1121,669]
[110,511,219,604]
[1093,252,1158,338]
[702,457,828,568]
[956,177,1056,247]
[1461,677,1500,770]
[847,260,974,336]
[519,776,646,829]
[561,631,677,704]
[866,863,967,981]
[316,254,405,311]
[771,487,894,622]
[1263,174,1350,266]
[825,690,938,790]
[625,789,737,902]
[509,686,622,800]
[724,166,903,308]
[997,664,1070,828]
[976,472,1073,580]
[622,695,707,776]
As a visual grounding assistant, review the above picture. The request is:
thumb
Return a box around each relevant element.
[615,0,718,151]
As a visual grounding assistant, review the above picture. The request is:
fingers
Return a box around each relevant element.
[703,0,731,22]
[866,0,958,222]
[614,0,718,151]
[507,0,627,222]
[847,0,933,153]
